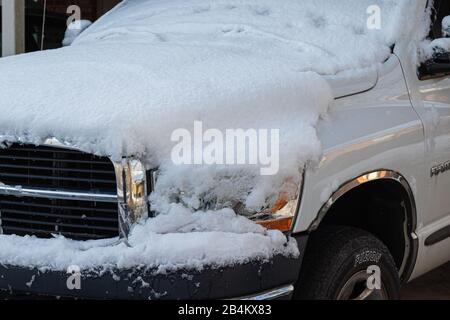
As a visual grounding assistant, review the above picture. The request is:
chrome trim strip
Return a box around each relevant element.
[235,285,294,300]
[114,159,148,241]
[310,170,416,230]
[0,184,118,203]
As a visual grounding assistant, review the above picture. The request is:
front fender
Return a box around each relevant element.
[294,55,425,234]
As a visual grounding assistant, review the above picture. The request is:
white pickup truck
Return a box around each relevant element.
[0,0,449,300]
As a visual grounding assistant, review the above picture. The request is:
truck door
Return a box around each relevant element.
[397,0,450,277]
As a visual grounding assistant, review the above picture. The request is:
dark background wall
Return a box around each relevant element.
[16,0,121,52]
[36,0,120,21]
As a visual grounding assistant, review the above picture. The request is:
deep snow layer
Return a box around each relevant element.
[0,0,428,270]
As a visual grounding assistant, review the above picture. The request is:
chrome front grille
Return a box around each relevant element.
[0,196,118,240]
[0,145,116,192]
[0,144,119,240]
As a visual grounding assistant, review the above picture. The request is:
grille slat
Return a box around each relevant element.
[1,226,108,240]
[5,147,87,154]
[1,208,118,223]
[0,155,111,165]
[0,172,116,184]
[0,144,120,240]
[1,217,119,232]
[0,163,114,174]
[0,200,117,213]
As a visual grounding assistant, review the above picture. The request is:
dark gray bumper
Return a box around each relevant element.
[0,255,301,300]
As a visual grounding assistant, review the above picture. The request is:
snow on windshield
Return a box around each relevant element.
[0,0,427,272]
[77,0,411,74]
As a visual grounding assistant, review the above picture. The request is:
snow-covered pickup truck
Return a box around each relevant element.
[0,0,449,300]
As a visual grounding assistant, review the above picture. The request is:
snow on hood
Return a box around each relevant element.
[0,0,418,160]
[0,0,426,271]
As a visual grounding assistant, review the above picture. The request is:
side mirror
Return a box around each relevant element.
[420,38,450,79]
[419,15,450,79]
[62,20,92,46]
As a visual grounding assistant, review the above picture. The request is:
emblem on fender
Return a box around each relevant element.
[431,161,450,177]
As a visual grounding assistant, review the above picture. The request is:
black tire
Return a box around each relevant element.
[294,226,400,300]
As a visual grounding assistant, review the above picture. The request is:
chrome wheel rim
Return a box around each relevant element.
[337,270,389,300]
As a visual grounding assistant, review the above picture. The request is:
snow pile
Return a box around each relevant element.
[422,37,450,58]
[0,0,425,270]
[0,208,298,272]
[442,15,450,37]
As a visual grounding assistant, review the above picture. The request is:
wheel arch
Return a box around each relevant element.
[307,170,418,283]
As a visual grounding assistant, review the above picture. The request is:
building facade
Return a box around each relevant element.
[1,0,120,57]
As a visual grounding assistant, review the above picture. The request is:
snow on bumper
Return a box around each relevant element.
[0,225,306,300]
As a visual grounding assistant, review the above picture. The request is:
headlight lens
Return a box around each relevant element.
[234,176,303,232]
[150,169,303,233]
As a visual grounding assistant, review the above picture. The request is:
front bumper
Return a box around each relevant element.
[0,255,301,300]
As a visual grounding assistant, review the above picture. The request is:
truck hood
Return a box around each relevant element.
[0,0,413,163]
[0,41,333,163]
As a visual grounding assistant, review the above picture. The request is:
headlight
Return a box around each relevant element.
[234,175,303,232]
[114,158,148,238]
[149,169,303,233]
